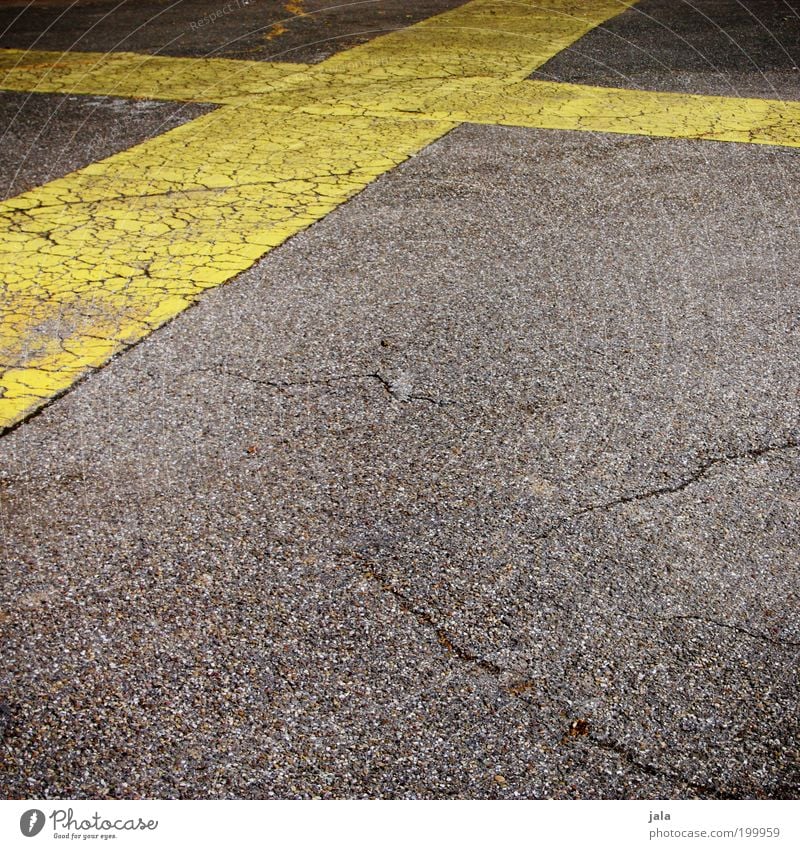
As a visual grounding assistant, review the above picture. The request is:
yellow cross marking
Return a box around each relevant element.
[1,0,798,430]
[0,48,310,103]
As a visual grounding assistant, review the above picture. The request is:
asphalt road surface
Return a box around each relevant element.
[0,0,798,799]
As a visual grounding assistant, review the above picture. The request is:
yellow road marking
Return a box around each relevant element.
[0,110,453,423]
[321,0,638,80]
[1,0,798,429]
[474,80,800,147]
[0,49,309,103]
[286,76,800,149]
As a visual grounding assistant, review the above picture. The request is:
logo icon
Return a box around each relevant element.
[20,810,45,837]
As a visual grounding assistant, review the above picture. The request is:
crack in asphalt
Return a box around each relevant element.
[0,701,11,745]
[363,557,798,796]
[583,735,746,799]
[620,611,800,650]
[354,552,745,795]
[531,437,800,543]
[187,366,452,406]
[346,476,799,796]
[355,555,507,679]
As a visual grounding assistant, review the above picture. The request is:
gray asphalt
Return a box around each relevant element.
[0,91,211,200]
[0,0,465,63]
[0,0,799,801]
[533,0,800,100]
[1,123,798,798]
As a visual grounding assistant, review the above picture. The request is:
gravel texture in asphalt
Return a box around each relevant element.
[1,122,798,799]
[0,0,467,63]
[532,0,800,100]
[0,91,212,200]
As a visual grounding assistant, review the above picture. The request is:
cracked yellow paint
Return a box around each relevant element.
[321,0,638,81]
[0,110,454,424]
[285,76,800,149]
[0,49,309,103]
[2,0,800,429]
[480,81,800,147]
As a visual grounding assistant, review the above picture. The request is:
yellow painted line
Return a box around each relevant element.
[495,81,800,148]
[287,76,800,149]
[0,109,454,426]
[322,0,637,80]
[7,0,793,430]
[0,49,309,103]
[3,0,640,428]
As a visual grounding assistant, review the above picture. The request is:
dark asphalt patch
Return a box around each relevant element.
[1,122,797,798]
[0,0,468,63]
[0,701,11,743]
[532,0,800,100]
[0,90,212,200]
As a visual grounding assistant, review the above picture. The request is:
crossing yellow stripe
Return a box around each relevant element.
[283,76,800,149]
[321,0,638,80]
[0,0,665,429]
[489,81,800,148]
[0,110,453,425]
[0,48,309,103]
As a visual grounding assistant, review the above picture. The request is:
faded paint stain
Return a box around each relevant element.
[264,0,307,42]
